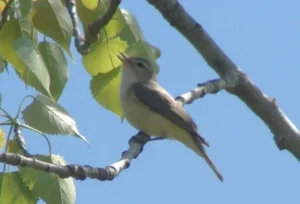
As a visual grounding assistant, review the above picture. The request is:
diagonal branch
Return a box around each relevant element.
[147,0,300,159]
[0,80,227,180]
[66,0,121,55]
[0,0,13,31]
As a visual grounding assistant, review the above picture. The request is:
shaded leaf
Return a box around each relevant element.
[19,16,39,46]
[121,9,145,42]
[19,154,76,204]
[90,67,122,116]
[14,36,51,96]
[0,128,5,150]
[82,37,127,76]
[20,0,32,16]
[31,0,72,55]
[22,94,89,145]
[0,172,37,204]
[38,42,69,101]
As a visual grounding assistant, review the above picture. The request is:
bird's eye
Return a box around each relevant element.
[136,62,145,69]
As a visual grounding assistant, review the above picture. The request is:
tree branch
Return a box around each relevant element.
[0,80,227,180]
[176,77,236,105]
[147,0,300,159]
[66,0,121,55]
[0,132,149,180]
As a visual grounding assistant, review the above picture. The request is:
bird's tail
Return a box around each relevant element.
[181,132,224,182]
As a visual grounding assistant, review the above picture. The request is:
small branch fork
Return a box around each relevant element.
[0,79,228,180]
[65,0,121,55]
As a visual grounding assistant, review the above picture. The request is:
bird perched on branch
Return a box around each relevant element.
[118,52,223,182]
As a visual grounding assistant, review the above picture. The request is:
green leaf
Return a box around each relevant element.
[20,0,32,16]
[82,37,127,76]
[0,19,50,96]
[31,0,72,55]
[13,36,51,97]
[76,0,101,28]
[90,67,123,116]
[38,42,69,101]
[22,94,89,145]
[19,155,76,204]
[0,20,25,73]
[0,172,38,204]
[99,8,127,40]
[125,41,160,73]
[120,9,145,42]
[19,16,38,46]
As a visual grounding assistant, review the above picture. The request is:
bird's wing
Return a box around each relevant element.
[131,81,198,134]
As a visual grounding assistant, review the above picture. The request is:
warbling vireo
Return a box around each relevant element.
[118,52,223,181]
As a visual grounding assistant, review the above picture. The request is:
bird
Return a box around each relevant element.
[117,51,223,182]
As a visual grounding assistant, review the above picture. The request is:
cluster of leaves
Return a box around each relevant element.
[0,0,161,203]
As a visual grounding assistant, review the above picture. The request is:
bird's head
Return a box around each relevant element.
[118,51,156,82]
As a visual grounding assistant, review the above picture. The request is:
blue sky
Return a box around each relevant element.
[1,0,300,203]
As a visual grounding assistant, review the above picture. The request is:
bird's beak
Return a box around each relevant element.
[118,51,131,65]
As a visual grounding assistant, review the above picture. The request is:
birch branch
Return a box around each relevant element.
[147,0,300,159]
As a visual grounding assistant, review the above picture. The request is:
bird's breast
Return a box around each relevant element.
[121,93,168,137]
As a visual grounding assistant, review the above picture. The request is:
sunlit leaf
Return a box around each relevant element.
[75,0,101,28]
[0,20,26,73]
[90,67,122,116]
[0,0,10,13]
[22,94,89,145]
[0,129,5,150]
[0,19,49,96]
[38,42,69,101]
[82,37,127,76]
[99,9,127,40]
[14,36,51,97]
[31,0,72,55]
[0,172,37,204]
[19,154,76,204]
[20,0,32,16]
